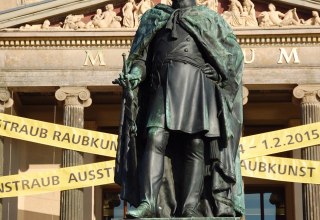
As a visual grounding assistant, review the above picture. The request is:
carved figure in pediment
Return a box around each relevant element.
[102,4,122,28]
[122,0,138,28]
[134,0,155,27]
[63,14,87,30]
[258,3,300,27]
[242,0,258,26]
[139,0,154,14]
[92,9,105,28]
[198,0,218,12]
[42,20,51,29]
[110,16,122,28]
[20,19,61,30]
[302,11,320,26]
[281,8,301,25]
[222,0,245,27]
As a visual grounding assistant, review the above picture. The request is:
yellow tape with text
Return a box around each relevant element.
[2,113,320,161]
[0,156,319,198]
[240,122,320,160]
[1,113,320,198]
[241,156,320,184]
[0,160,115,198]
[0,113,117,157]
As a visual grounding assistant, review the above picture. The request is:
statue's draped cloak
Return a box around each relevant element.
[115,4,245,216]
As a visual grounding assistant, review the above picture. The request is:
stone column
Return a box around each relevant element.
[243,86,249,106]
[0,88,13,220]
[293,85,320,220]
[55,87,92,220]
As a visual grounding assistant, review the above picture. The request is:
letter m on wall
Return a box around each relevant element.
[277,48,300,64]
[84,51,106,66]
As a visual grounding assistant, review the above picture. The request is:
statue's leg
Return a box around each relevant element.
[180,135,205,217]
[127,127,169,218]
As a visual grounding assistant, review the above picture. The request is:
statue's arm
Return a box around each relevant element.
[127,48,148,88]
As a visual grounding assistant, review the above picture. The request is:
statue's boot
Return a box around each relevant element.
[181,137,205,217]
[126,201,154,218]
[127,128,169,218]
[214,190,235,217]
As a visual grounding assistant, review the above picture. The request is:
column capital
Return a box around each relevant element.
[243,86,249,105]
[293,85,320,104]
[0,88,13,111]
[55,87,92,107]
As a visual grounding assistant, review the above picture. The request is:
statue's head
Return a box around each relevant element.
[106,4,114,11]
[268,3,276,11]
[312,11,319,17]
[172,0,196,9]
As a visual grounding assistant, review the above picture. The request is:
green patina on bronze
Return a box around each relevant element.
[128,4,243,145]
[116,3,245,216]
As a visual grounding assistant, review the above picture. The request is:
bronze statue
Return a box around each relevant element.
[114,0,244,217]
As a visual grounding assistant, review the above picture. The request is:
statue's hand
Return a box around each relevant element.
[112,63,145,89]
[202,63,221,83]
[126,64,145,89]
[112,73,130,88]
[112,71,141,89]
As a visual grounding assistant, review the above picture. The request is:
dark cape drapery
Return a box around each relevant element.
[114,4,245,216]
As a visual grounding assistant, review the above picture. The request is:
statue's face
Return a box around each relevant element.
[312,11,318,17]
[268,3,275,11]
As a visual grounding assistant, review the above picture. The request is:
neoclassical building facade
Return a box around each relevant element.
[0,0,320,220]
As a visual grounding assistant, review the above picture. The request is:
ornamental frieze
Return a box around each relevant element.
[2,0,320,31]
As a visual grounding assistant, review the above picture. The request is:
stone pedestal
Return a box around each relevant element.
[116,218,240,220]
[0,88,13,220]
[55,87,92,220]
[293,85,320,220]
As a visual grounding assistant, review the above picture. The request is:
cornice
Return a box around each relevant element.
[0,28,320,49]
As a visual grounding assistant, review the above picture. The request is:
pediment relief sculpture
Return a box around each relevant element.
[81,4,122,29]
[197,0,219,12]
[9,1,320,31]
[102,4,122,28]
[134,0,155,27]
[20,19,61,30]
[63,14,90,30]
[222,0,258,27]
[258,3,301,27]
[89,5,122,29]
[122,0,137,28]
[122,0,156,28]
[301,11,320,25]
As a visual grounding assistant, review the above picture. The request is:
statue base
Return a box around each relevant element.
[115,218,240,220]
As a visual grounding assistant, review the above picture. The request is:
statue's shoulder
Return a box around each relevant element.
[128,4,173,64]
[134,3,173,44]
[183,6,220,18]
[183,6,234,35]
[140,4,173,23]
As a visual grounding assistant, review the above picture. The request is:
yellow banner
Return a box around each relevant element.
[241,156,320,184]
[2,113,320,161]
[1,112,320,198]
[240,122,320,160]
[0,160,115,198]
[0,156,318,198]
[0,113,117,157]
